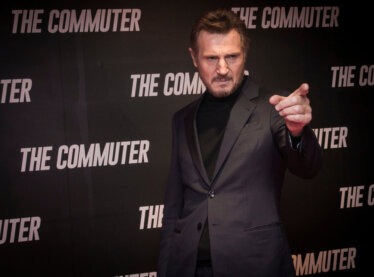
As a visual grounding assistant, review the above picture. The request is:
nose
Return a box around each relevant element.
[216,58,229,75]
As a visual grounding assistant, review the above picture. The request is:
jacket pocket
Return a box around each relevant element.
[244,222,282,232]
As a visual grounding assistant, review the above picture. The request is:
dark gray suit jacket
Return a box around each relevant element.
[158,76,322,277]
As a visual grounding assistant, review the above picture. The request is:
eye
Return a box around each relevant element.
[206,56,218,62]
[225,55,238,63]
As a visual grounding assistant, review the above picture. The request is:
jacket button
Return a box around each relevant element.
[208,189,215,198]
[197,222,202,230]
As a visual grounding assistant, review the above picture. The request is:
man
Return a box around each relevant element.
[158,9,322,277]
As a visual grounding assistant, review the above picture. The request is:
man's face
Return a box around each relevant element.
[189,29,246,98]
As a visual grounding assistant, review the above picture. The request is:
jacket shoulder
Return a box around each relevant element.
[173,97,201,119]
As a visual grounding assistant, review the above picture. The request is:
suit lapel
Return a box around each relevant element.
[211,77,259,182]
[184,77,259,187]
[184,99,211,186]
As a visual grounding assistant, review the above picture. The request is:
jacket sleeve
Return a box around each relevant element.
[271,106,323,179]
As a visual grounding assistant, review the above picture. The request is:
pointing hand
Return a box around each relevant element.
[269,83,312,137]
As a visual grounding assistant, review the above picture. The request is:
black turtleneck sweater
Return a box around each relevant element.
[195,78,244,266]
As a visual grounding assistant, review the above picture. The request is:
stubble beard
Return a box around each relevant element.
[210,73,244,98]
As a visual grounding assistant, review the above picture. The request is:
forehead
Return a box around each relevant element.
[196,29,242,53]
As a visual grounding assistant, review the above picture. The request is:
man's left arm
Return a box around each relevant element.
[270,83,323,178]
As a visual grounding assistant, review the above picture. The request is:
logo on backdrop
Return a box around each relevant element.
[1,78,32,104]
[231,6,339,29]
[139,205,163,230]
[114,272,156,277]
[19,140,150,172]
[130,72,205,98]
[339,184,374,209]
[0,216,41,245]
[312,126,348,149]
[11,9,141,34]
[331,65,374,87]
[292,247,357,276]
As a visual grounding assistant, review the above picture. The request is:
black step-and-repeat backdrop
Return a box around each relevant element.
[1,0,373,276]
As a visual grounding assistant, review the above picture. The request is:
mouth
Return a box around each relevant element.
[213,77,232,84]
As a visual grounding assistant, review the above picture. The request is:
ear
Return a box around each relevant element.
[188,47,198,68]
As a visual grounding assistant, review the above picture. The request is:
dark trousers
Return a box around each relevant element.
[195,265,214,277]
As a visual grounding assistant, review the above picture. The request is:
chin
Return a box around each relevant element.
[211,87,234,97]
[212,90,232,98]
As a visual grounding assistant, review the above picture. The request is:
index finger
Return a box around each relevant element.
[290,83,309,97]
